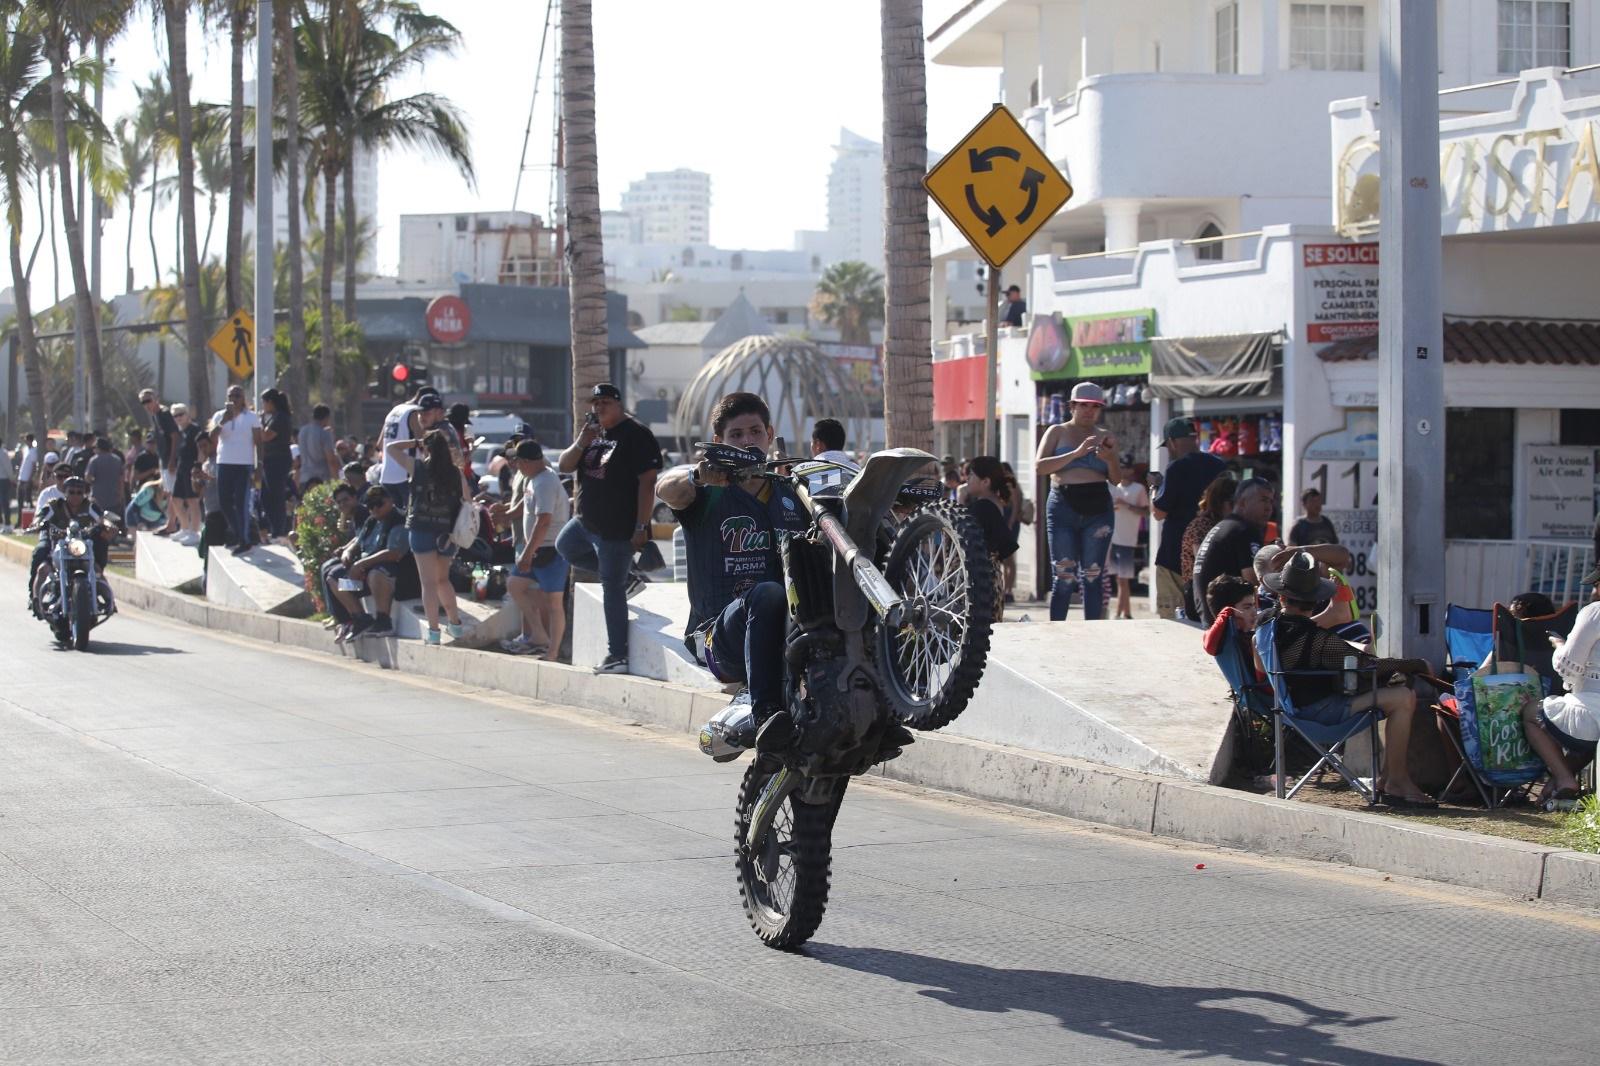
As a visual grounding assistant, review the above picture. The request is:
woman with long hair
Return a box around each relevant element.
[1033,382,1123,621]
[966,456,1019,621]
[1181,474,1237,593]
[258,388,296,545]
[387,426,469,643]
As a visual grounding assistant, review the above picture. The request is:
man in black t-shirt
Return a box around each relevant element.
[556,383,664,674]
[1151,417,1226,620]
[1191,477,1275,625]
[657,392,811,752]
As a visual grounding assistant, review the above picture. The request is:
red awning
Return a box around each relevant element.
[1316,320,1600,366]
[932,356,992,423]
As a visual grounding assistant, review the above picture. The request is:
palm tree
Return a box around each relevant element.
[222,0,249,316]
[112,116,148,294]
[159,0,213,412]
[0,11,56,444]
[193,112,230,263]
[134,72,172,290]
[811,261,884,347]
[276,0,308,414]
[29,0,128,430]
[880,0,934,453]
[561,0,608,429]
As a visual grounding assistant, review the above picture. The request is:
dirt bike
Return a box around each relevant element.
[29,514,117,651]
[692,444,996,949]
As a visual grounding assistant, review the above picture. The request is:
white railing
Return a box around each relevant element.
[1444,539,1596,610]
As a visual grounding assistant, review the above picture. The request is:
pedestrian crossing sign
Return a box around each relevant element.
[209,309,256,379]
[924,104,1073,269]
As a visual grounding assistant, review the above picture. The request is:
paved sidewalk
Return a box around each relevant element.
[2,597,1598,1064]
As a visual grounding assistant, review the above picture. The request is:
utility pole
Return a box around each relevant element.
[1377,0,1445,664]
[254,0,275,395]
[89,38,105,428]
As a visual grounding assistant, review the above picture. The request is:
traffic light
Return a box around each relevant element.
[384,358,430,400]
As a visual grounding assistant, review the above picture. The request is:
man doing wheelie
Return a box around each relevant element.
[657,392,811,753]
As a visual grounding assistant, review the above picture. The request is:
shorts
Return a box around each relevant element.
[407,529,458,558]
[1108,543,1136,579]
[1538,704,1599,759]
[172,463,197,500]
[513,555,570,593]
[160,470,175,494]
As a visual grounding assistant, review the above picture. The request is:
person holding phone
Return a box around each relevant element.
[1034,381,1122,621]
[209,385,263,555]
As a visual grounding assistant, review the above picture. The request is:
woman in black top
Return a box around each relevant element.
[387,427,469,643]
[169,405,204,541]
[258,389,295,543]
[966,457,1019,620]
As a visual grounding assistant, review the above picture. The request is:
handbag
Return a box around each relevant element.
[449,497,479,550]
[1455,608,1545,786]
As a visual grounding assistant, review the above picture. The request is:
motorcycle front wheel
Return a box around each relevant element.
[877,502,995,730]
[70,577,93,651]
[734,763,833,950]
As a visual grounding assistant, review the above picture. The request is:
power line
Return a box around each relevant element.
[511,0,559,214]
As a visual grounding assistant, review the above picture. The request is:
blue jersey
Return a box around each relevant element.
[675,479,809,636]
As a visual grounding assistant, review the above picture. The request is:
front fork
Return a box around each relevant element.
[743,766,845,854]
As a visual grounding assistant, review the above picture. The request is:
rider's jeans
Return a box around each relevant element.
[709,581,787,709]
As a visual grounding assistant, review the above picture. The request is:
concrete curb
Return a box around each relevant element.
[8,538,1595,913]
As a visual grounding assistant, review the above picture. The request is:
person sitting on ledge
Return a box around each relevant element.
[1260,551,1436,809]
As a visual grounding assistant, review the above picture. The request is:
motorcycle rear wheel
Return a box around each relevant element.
[70,578,93,652]
[877,502,995,730]
[734,763,832,950]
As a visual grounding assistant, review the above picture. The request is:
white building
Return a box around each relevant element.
[397,211,561,288]
[825,129,885,269]
[928,0,1600,606]
[619,168,712,246]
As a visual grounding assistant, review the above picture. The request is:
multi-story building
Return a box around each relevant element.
[619,168,712,246]
[928,0,1600,605]
[825,129,885,269]
[397,211,562,288]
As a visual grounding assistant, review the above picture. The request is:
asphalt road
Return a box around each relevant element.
[3,578,1599,1065]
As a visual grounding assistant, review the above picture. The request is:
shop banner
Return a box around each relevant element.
[1302,242,1379,344]
[1030,309,1155,381]
[1525,445,1597,540]
[1299,413,1380,617]
[1149,333,1277,399]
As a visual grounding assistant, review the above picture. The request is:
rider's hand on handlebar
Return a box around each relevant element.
[695,458,730,487]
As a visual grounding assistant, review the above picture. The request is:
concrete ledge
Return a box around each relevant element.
[133,531,205,590]
[205,544,310,616]
[50,564,1600,914]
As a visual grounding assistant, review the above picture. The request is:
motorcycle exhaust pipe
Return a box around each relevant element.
[812,511,905,627]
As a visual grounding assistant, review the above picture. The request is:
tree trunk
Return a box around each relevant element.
[317,163,337,405]
[9,169,48,446]
[279,0,308,416]
[202,193,218,263]
[124,189,137,293]
[880,0,934,454]
[47,163,58,305]
[165,0,213,412]
[147,154,160,285]
[560,0,609,431]
[47,44,109,430]
[225,0,246,314]
[341,155,357,318]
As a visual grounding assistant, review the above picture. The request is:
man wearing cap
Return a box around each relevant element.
[378,387,443,510]
[28,475,110,612]
[1151,416,1226,620]
[323,485,411,642]
[1259,551,1436,808]
[557,384,663,674]
[497,440,570,658]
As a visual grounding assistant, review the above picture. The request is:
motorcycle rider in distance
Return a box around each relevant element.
[658,392,811,753]
[29,475,110,612]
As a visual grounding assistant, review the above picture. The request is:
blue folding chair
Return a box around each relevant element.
[1211,628,1275,776]
[1255,617,1381,804]
[1444,604,1493,685]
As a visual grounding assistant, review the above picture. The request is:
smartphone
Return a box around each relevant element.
[584,412,600,428]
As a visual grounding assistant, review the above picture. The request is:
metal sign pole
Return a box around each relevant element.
[982,270,998,456]
[254,0,276,395]
[1377,0,1445,663]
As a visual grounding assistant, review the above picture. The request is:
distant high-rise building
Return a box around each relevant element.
[825,129,884,270]
[601,210,640,248]
[619,168,711,246]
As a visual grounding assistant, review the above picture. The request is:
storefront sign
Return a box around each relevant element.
[1031,309,1155,381]
[426,295,471,344]
[1302,243,1379,344]
[1525,445,1596,540]
[1299,413,1380,616]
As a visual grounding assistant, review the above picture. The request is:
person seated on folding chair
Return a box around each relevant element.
[1203,574,1261,654]
[1253,542,1370,648]
[1262,551,1436,808]
[1522,567,1600,811]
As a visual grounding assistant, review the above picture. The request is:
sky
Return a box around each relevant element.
[25,0,999,301]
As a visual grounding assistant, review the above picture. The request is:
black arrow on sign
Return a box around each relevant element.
[968,145,1022,173]
[1015,168,1046,224]
[964,184,1007,236]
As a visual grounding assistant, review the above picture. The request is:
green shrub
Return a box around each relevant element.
[1560,794,1600,854]
[294,481,344,614]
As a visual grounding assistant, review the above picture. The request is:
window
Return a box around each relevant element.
[1498,1,1571,73]
[1445,409,1514,539]
[1290,3,1366,71]
[1194,221,1225,262]
[1215,2,1239,74]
